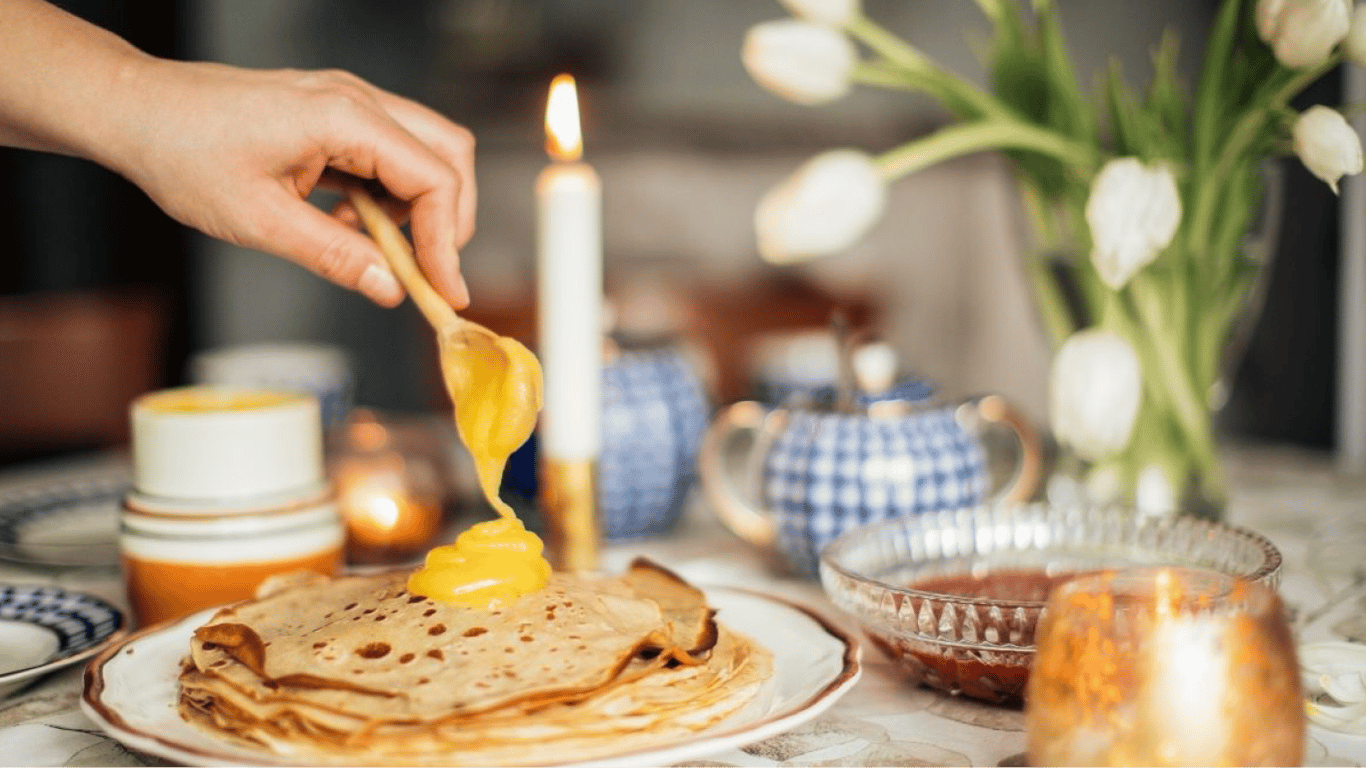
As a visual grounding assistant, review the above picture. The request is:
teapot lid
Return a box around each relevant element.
[857,378,934,406]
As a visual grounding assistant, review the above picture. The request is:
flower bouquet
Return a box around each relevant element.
[743,0,1366,518]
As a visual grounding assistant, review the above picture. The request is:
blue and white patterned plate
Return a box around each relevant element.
[0,474,127,566]
[0,584,125,697]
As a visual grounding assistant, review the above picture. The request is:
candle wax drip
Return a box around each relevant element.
[408,325,551,608]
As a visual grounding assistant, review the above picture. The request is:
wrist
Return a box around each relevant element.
[72,49,163,178]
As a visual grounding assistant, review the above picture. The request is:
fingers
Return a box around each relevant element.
[370,92,478,247]
[254,184,406,307]
[321,107,472,310]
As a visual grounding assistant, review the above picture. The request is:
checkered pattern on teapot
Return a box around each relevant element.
[767,407,988,576]
[600,349,709,541]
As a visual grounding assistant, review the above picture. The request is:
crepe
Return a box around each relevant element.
[177,558,771,766]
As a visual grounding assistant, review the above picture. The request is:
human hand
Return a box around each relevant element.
[99,60,474,308]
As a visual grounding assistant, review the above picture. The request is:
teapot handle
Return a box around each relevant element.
[955,395,1043,504]
[697,401,786,548]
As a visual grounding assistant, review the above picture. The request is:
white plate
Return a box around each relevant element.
[0,584,126,697]
[0,473,127,566]
[82,586,861,767]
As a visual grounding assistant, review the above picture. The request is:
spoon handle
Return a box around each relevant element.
[347,188,461,333]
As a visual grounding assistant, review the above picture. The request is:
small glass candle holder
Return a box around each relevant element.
[330,410,446,565]
[1025,567,1305,767]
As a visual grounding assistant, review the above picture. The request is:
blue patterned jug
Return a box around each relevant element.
[597,346,710,541]
[698,380,1041,576]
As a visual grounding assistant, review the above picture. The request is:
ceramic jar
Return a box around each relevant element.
[120,387,345,626]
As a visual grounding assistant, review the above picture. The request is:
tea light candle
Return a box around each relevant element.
[332,413,442,563]
[536,73,602,460]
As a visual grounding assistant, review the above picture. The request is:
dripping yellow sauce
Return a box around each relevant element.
[408,327,551,608]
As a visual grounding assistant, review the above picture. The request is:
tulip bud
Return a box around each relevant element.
[755,149,886,264]
[742,20,858,106]
[1293,105,1364,193]
[1049,330,1143,463]
[1256,0,1351,68]
[1347,2,1366,65]
[779,0,860,27]
[1084,157,1182,291]
[1136,464,1178,519]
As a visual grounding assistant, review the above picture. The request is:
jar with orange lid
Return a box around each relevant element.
[120,386,345,627]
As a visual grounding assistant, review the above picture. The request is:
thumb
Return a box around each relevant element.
[252,188,405,306]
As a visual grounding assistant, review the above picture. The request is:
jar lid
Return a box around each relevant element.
[130,386,324,501]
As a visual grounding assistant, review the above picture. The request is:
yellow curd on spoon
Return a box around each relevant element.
[347,189,551,608]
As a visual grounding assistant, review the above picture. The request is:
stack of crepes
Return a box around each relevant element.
[177,559,772,766]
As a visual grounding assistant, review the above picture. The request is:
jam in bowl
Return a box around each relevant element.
[817,502,1282,703]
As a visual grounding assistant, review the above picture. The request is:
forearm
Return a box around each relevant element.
[0,0,153,169]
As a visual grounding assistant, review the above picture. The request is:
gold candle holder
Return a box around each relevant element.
[538,456,599,572]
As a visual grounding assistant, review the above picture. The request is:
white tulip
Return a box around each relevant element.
[1049,329,1143,463]
[755,149,886,264]
[1293,105,1364,193]
[1257,0,1351,68]
[1136,464,1178,519]
[1346,2,1366,65]
[742,20,858,106]
[1084,464,1122,505]
[1084,157,1182,291]
[779,0,859,27]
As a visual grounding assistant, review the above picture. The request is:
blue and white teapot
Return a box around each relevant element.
[698,376,1042,576]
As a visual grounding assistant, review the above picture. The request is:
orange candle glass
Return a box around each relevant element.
[1026,567,1305,766]
[331,411,444,564]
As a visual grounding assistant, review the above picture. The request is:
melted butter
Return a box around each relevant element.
[408,325,551,608]
[407,516,552,609]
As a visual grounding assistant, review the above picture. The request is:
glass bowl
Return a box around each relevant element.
[817,502,1282,704]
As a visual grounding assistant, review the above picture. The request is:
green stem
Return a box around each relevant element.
[1191,0,1243,185]
[1023,258,1075,348]
[850,63,941,95]
[846,14,1007,120]
[1128,277,1227,501]
[1189,57,1339,256]
[969,0,1007,25]
[874,119,1097,181]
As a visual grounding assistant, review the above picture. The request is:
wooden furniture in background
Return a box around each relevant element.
[0,290,168,461]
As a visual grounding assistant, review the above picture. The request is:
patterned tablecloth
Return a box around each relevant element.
[1,443,1365,767]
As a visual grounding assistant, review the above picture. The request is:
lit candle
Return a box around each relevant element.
[332,413,443,564]
[536,73,603,460]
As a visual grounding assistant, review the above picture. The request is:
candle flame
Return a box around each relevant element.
[362,494,402,530]
[1155,568,1177,619]
[545,73,583,162]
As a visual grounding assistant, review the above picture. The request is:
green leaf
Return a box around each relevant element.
[1193,0,1243,185]
[1032,0,1096,144]
[983,2,1082,198]
[1146,29,1187,158]
[1104,59,1139,156]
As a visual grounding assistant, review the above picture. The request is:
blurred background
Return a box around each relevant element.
[0,0,1343,469]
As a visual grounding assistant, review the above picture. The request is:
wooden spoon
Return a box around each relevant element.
[346,189,543,519]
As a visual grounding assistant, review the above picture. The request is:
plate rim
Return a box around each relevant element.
[81,584,862,767]
[0,585,126,687]
[0,475,127,567]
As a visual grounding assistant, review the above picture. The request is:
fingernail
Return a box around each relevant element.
[359,264,403,305]
[456,272,471,307]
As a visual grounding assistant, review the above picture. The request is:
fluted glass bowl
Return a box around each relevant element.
[817,502,1281,704]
